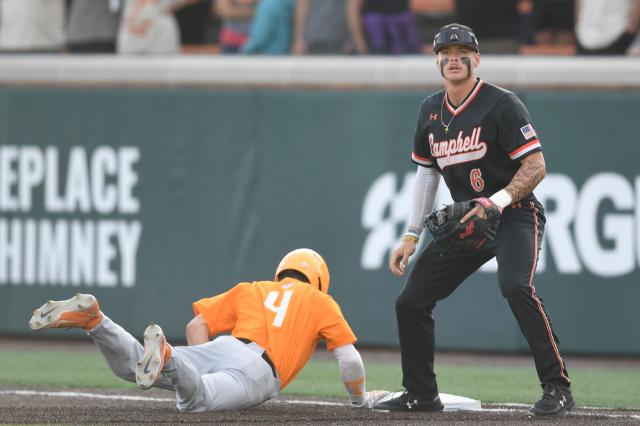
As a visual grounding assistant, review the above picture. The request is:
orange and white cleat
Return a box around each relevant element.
[29,293,102,331]
[136,323,171,390]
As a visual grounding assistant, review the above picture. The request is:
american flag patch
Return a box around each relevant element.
[520,124,537,139]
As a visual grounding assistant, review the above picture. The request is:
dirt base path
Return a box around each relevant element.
[2,339,640,425]
[1,385,639,425]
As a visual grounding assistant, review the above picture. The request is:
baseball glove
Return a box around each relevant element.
[424,197,502,254]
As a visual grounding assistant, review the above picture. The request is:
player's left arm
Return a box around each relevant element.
[504,151,546,203]
[461,152,545,223]
[462,93,546,223]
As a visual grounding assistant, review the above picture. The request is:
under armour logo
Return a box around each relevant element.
[430,113,439,120]
[406,399,418,409]
[559,396,566,407]
[450,33,458,41]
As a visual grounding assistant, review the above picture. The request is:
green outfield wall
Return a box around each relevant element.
[0,87,638,355]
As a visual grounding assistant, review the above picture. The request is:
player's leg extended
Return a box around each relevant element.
[28,293,173,390]
[163,335,279,412]
[395,242,493,398]
[89,316,174,390]
[495,202,570,387]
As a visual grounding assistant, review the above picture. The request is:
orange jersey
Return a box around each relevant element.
[192,279,357,389]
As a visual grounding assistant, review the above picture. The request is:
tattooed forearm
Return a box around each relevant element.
[505,152,546,202]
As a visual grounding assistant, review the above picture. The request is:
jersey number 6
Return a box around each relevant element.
[264,291,293,327]
[470,168,485,192]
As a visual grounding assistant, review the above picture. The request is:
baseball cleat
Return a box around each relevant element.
[529,383,574,416]
[372,390,444,412]
[136,323,171,390]
[29,293,102,331]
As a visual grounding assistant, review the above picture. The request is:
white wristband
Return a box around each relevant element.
[489,189,513,209]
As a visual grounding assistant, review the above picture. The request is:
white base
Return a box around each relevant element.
[377,391,482,412]
[440,393,482,411]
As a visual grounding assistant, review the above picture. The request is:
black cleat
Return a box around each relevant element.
[529,383,575,416]
[372,390,444,412]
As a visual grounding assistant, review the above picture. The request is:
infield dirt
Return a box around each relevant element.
[2,340,640,425]
[1,385,640,425]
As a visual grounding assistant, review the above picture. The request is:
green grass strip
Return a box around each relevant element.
[284,360,640,409]
[0,349,136,389]
[2,349,639,409]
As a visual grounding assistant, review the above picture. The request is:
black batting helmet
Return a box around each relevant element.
[433,23,479,54]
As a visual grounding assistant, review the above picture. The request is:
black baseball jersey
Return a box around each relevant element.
[412,78,542,201]
[398,81,571,402]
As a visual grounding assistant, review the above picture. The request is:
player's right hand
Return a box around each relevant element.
[389,241,416,277]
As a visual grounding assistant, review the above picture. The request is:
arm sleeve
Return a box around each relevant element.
[411,101,434,167]
[333,344,366,405]
[317,296,357,351]
[407,166,441,234]
[496,93,542,161]
[192,284,243,336]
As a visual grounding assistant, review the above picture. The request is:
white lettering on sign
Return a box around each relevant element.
[0,146,142,288]
[362,171,639,278]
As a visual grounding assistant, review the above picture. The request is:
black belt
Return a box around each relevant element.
[237,337,277,378]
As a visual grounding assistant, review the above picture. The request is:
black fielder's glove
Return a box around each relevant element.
[424,198,502,254]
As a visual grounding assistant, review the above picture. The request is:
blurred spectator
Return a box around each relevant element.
[518,0,574,47]
[409,0,455,51]
[518,0,536,45]
[241,0,295,54]
[174,0,212,45]
[117,0,199,55]
[67,0,121,53]
[455,0,520,53]
[575,0,640,54]
[292,0,351,55]
[214,0,257,53]
[347,0,421,54]
[534,0,574,46]
[0,0,66,53]
[629,31,640,55]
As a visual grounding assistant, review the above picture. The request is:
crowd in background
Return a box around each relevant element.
[0,0,638,56]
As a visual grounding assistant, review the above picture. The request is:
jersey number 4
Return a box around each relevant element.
[470,168,485,192]
[264,291,293,327]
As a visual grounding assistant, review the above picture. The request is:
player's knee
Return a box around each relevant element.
[395,292,413,313]
[395,292,435,314]
[498,277,526,299]
[395,300,405,316]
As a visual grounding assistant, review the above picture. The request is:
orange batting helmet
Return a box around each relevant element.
[275,248,330,294]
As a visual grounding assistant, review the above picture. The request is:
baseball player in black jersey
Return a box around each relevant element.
[372,23,573,416]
